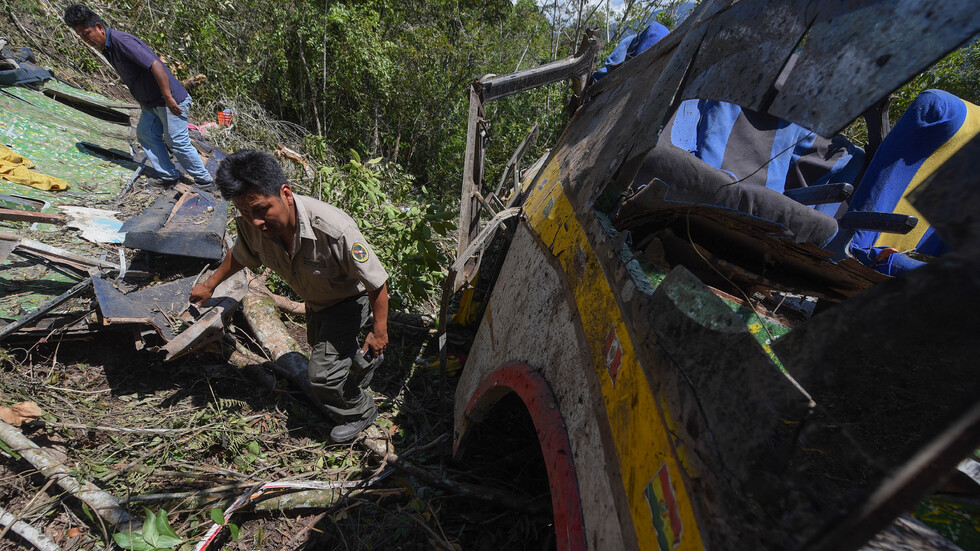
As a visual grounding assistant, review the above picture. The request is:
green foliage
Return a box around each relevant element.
[44,0,574,196]
[891,39,980,122]
[208,508,241,541]
[113,509,182,551]
[177,398,256,454]
[317,152,454,309]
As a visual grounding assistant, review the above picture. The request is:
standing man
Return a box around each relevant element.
[63,5,214,186]
[190,150,388,443]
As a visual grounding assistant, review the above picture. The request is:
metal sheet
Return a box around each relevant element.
[770,0,980,135]
[59,206,124,244]
[0,86,135,203]
[681,0,811,111]
[94,275,197,341]
[773,251,980,550]
[120,188,227,260]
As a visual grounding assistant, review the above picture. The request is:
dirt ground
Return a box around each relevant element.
[0,313,555,550]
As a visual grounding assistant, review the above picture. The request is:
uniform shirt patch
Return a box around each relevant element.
[303,258,326,269]
[351,242,370,263]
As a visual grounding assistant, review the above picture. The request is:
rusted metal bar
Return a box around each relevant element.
[493,123,539,200]
[478,35,598,102]
[0,208,66,225]
[0,278,93,342]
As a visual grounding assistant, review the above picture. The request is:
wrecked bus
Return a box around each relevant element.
[444,1,980,549]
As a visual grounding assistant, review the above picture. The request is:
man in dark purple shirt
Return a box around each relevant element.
[64,4,213,186]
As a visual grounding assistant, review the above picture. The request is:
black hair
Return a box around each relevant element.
[215,149,288,200]
[63,4,103,28]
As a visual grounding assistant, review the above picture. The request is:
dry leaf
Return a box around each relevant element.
[0,401,44,426]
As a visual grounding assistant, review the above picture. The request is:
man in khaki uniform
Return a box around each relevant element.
[190,150,388,442]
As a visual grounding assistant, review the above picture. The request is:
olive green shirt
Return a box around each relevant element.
[231,194,389,312]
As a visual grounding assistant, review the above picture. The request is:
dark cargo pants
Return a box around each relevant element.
[306,293,375,423]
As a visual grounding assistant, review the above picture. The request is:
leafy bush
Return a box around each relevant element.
[315,151,455,311]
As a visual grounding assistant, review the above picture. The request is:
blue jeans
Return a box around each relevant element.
[136,96,213,184]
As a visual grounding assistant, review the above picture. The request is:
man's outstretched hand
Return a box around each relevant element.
[189,283,214,306]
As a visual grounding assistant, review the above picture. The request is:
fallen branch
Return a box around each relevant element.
[0,479,55,545]
[239,292,329,417]
[192,477,388,551]
[407,511,456,551]
[0,420,132,526]
[120,482,253,505]
[249,274,305,316]
[31,421,205,436]
[0,504,62,551]
[252,487,405,512]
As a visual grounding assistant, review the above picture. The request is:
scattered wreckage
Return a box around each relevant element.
[445,2,980,550]
[0,39,241,359]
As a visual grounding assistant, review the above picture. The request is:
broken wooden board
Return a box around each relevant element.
[0,208,64,225]
[120,186,227,261]
[0,232,119,272]
[159,270,247,361]
[93,275,198,342]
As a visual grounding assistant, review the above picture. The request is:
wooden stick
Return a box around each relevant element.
[0,209,66,225]
[0,420,132,526]
[0,278,93,341]
[0,479,55,543]
[0,504,62,551]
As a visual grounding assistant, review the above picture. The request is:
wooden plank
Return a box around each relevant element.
[452,208,520,290]
[0,208,66,225]
[494,123,539,199]
[0,232,117,271]
[160,270,248,361]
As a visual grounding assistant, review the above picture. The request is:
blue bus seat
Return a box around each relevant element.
[846,89,980,275]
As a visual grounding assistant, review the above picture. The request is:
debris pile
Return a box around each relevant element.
[0,42,547,550]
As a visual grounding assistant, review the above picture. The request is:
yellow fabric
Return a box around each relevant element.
[450,273,481,326]
[875,99,980,252]
[0,145,70,191]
